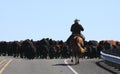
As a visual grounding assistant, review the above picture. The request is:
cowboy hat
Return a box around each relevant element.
[74,19,80,22]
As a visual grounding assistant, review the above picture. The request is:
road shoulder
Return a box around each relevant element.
[96,61,120,74]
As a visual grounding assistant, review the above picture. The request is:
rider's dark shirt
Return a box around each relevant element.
[71,23,84,35]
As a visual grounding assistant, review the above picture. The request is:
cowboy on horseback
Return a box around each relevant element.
[66,19,85,46]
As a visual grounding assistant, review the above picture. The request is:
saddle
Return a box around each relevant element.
[67,34,85,47]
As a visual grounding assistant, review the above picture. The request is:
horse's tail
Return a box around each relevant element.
[74,36,86,53]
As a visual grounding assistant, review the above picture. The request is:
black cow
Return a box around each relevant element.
[21,39,36,59]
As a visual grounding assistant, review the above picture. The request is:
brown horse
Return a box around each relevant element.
[69,36,86,64]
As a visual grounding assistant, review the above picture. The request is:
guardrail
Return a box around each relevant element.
[101,51,120,70]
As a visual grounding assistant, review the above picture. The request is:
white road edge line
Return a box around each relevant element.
[64,59,79,74]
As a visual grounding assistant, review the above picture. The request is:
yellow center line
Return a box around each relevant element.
[0,60,7,65]
[0,59,13,74]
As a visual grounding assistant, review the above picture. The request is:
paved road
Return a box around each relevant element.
[66,59,120,74]
[0,56,119,74]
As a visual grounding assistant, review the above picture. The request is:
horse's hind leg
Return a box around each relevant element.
[75,56,79,65]
[75,54,79,64]
[75,57,79,64]
[77,56,79,64]
[71,59,73,62]
[71,54,73,62]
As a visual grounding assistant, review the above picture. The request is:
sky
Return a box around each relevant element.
[0,0,120,42]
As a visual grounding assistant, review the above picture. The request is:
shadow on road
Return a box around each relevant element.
[52,63,75,66]
[96,61,118,74]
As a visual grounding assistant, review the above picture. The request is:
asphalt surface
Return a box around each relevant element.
[67,59,120,74]
[0,56,119,74]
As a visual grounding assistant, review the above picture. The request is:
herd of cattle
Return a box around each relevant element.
[0,38,120,59]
